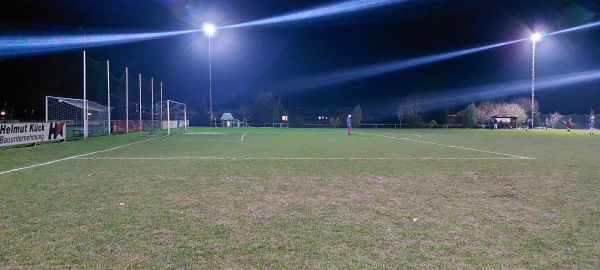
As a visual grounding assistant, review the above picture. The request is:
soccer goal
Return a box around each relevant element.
[157,100,188,135]
[46,96,110,138]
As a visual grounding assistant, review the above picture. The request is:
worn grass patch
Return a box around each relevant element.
[1,128,598,269]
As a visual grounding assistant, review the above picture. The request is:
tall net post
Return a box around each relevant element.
[139,73,142,132]
[167,100,170,135]
[83,50,88,138]
[160,82,163,129]
[107,60,111,135]
[126,67,129,133]
[151,78,154,131]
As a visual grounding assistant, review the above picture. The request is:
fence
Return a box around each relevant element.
[538,114,599,129]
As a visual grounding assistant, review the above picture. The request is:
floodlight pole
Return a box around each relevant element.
[530,33,541,129]
[531,40,536,129]
[125,67,129,133]
[208,34,214,127]
[203,23,216,127]
[107,60,111,135]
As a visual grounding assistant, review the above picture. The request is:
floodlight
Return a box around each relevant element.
[203,23,216,36]
[531,33,542,42]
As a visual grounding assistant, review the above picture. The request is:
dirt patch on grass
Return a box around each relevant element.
[371,176,386,182]
[464,170,486,180]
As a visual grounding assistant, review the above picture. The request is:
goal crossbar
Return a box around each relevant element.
[159,100,187,135]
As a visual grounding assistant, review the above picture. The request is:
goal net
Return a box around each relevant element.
[157,100,188,135]
[45,96,110,138]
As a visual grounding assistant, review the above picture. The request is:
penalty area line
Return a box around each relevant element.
[75,156,529,161]
[0,136,168,176]
[365,133,535,160]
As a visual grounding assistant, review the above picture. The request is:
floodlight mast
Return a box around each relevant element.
[203,23,216,127]
[530,33,542,128]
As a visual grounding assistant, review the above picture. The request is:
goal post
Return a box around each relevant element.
[158,100,187,135]
[46,96,110,138]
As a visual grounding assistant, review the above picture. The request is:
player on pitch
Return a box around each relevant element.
[347,114,352,135]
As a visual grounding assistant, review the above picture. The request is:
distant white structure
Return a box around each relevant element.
[220,113,240,127]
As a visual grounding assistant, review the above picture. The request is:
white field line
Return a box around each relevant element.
[182,131,246,142]
[364,133,535,160]
[190,140,244,142]
[75,156,526,161]
[182,132,226,135]
[0,136,167,176]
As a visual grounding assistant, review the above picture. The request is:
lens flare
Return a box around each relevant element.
[273,39,524,92]
[548,20,600,36]
[0,29,201,58]
[417,69,600,112]
[203,23,216,36]
[222,0,404,29]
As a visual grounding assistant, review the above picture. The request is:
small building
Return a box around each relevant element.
[220,113,240,128]
[491,116,517,129]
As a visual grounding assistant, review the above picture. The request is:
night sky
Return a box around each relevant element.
[1,0,599,121]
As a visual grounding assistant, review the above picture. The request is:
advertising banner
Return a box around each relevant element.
[0,122,66,147]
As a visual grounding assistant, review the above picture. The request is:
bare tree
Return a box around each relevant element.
[397,103,406,126]
[549,111,563,128]
[476,102,495,123]
[511,97,538,118]
[404,95,421,117]
[253,91,276,124]
[239,104,254,125]
[398,95,422,128]
[501,103,527,123]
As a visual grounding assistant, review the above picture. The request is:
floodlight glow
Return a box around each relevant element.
[0,29,201,58]
[531,33,542,42]
[222,0,405,29]
[203,23,216,36]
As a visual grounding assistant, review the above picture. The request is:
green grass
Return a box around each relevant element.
[1,127,598,269]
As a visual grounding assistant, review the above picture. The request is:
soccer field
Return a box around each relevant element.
[1,127,598,269]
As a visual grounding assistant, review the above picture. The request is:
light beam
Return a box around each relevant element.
[416,69,600,112]
[265,20,600,93]
[272,39,525,92]
[0,29,201,58]
[222,0,405,29]
[548,20,600,36]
